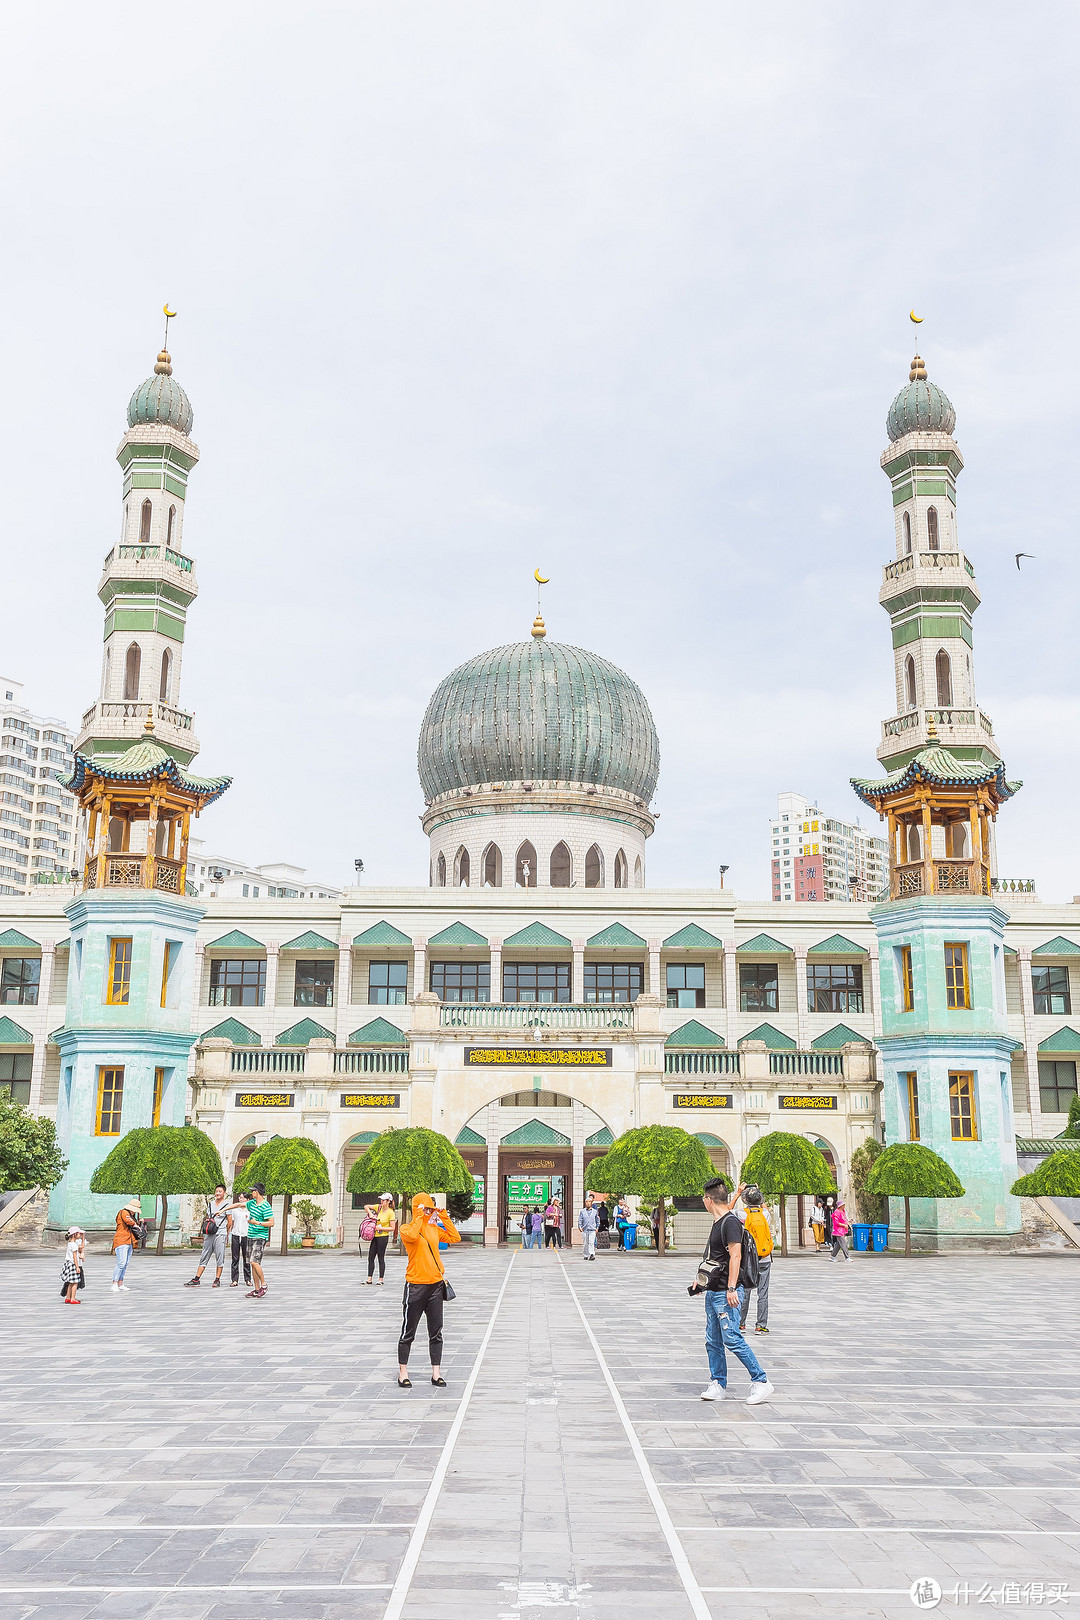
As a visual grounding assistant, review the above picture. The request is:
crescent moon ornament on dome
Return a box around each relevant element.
[534,569,549,583]
[909,310,923,323]
[163,304,177,318]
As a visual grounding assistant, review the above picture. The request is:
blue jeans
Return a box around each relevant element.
[704,1286,768,1386]
[524,1229,540,1248]
[112,1245,132,1283]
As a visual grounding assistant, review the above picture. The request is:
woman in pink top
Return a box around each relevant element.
[829,1201,851,1263]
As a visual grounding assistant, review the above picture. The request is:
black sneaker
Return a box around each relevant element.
[183,1278,201,1287]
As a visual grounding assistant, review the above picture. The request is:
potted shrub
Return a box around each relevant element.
[293,1198,325,1248]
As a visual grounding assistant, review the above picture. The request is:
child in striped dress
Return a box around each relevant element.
[60,1226,84,1304]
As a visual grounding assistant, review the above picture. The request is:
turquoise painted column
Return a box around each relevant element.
[873,896,1021,1247]
[48,887,205,1238]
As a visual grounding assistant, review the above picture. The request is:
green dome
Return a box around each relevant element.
[886,377,955,442]
[127,352,193,436]
[418,639,660,803]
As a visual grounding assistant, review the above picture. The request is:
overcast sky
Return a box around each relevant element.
[2,5,1077,901]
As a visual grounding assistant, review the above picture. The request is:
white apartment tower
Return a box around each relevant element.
[770,791,887,903]
[0,678,77,897]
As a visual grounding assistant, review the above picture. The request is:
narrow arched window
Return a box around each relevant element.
[550,842,572,887]
[516,841,537,887]
[436,852,446,887]
[454,846,470,887]
[904,655,917,710]
[634,855,643,888]
[614,849,628,889]
[166,505,176,547]
[140,499,152,544]
[158,648,172,704]
[935,649,952,707]
[107,816,126,853]
[123,643,141,701]
[907,823,922,863]
[902,512,911,554]
[927,507,939,550]
[482,843,502,888]
[948,821,968,859]
[584,845,603,888]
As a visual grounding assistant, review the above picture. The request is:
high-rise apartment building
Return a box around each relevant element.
[0,678,77,897]
[770,790,887,903]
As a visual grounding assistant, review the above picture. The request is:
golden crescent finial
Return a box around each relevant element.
[163,304,177,319]
[534,568,549,584]
[909,310,923,324]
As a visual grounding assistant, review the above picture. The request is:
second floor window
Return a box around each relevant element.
[944,943,970,1010]
[667,963,705,1008]
[295,959,334,1007]
[0,1052,31,1106]
[899,945,914,1011]
[97,1066,125,1134]
[740,962,778,1012]
[905,1072,920,1141]
[1033,965,1071,1015]
[107,938,132,1005]
[208,957,266,1007]
[948,1071,977,1139]
[807,963,863,1013]
[0,957,39,1004]
[370,961,409,1004]
[502,962,571,1004]
[584,963,642,1004]
[1039,1059,1078,1113]
[430,961,490,1003]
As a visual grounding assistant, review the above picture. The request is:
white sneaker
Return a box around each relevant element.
[110,1282,120,1293]
[119,1283,131,1290]
[700,1381,725,1401]
[746,1380,775,1405]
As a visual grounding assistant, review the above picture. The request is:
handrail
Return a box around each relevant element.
[438,1002,635,1030]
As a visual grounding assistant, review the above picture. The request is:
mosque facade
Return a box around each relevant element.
[3,339,1079,1249]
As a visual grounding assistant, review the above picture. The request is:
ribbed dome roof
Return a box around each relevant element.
[886,377,955,442]
[127,351,194,436]
[418,639,660,803]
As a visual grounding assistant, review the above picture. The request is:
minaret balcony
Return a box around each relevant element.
[878,706,998,766]
[880,549,980,613]
[892,857,991,900]
[84,853,185,895]
[77,699,200,762]
[98,544,198,601]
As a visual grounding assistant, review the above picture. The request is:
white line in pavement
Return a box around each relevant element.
[0,1523,413,1533]
[382,1252,516,1620]
[678,1527,1080,1536]
[0,1480,418,1488]
[646,1445,1080,1456]
[0,1585,392,1594]
[654,1482,1080,1492]
[0,1443,439,1452]
[558,1258,712,1620]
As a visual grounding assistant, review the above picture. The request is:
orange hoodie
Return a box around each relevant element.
[399,1194,460,1284]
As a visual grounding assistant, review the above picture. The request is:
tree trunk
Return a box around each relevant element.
[156,1192,167,1256]
[280,1192,292,1256]
[657,1195,666,1255]
[779,1194,788,1257]
[904,1196,911,1257]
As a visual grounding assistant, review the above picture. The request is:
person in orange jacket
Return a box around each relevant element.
[397,1193,460,1389]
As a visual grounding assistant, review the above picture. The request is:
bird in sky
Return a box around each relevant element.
[1015,553,1036,570]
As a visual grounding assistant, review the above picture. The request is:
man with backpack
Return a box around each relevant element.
[692,1177,774,1405]
[738,1184,776,1335]
[184,1184,231,1289]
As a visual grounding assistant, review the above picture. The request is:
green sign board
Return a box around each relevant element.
[472,1176,485,1204]
[508,1179,549,1203]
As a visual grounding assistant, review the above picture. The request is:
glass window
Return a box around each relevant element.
[905,1072,920,1141]
[0,957,39,1004]
[430,960,489,1003]
[584,963,642,1004]
[740,962,778,1012]
[499,1090,572,1107]
[807,963,863,1013]
[208,957,266,1007]
[1033,965,1071,1016]
[666,963,705,1009]
[899,946,914,1012]
[1039,1059,1078,1113]
[502,962,571,1004]
[948,1071,977,1139]
[369,961,409,1004]
[152,1066,164,1128]
[107,938,132,1005]
[295,960,334,1007]
[944,943,970,1010]
[96,1066,124,1134]
[0,1052,31,1105]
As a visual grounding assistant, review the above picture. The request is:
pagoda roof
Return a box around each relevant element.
[851,743,1020,810]
[66,735,231,808]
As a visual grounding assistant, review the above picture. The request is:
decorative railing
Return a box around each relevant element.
[334,1049,409,1074]
[439,1002,635,1031]
[770,1052,845,1075]
[81,700,194,732]
[894,862,923,896]
[883,556,914,581]
[925,708,975,728]
[891,859,990,898]
[882,711,920,738]
[230,1050,306,1073]
[107,543,195,573]
[164,548,193,573]
[991,878,1037,895]
[665,1051,739,1075]
[882,706,992,741]
[979,711,994,734]
[919,550,964,570]
[84,854,184,893]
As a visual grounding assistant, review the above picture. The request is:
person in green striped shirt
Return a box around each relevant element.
[244,1183,274,1298]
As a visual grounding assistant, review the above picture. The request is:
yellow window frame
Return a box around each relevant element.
[944,942,970,1010]
[96,1066,124,1135]
[900,946,914,1012]
[949,1071,978,1140]
[107,937,133,1006]
[152,1066,165,1128]
[905,1072,920,1141]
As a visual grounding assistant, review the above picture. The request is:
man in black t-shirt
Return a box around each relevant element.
[695,1177,774,1405]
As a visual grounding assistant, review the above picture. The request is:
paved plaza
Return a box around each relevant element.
[0,1243,1078,1620]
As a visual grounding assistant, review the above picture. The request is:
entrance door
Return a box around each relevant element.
[498,1150,572,1245]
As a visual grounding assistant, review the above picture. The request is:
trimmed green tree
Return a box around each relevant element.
[584,1125,719,1254]
[0,1091,68,1194]
[1062,1097,1080,1140]
[850,1137,886,1224]
[1011,1150,1080,1199]
[739,1131,836,1257]
[346,1128,472,1234]
[865,1142,965,1255]
[90,1124,224,1255]
[238,1135,332,1255]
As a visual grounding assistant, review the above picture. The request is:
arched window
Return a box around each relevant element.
[436,852,446,888]
[482,843,502,888]
[904,655,917,710]
[614,849,628,889]
[948,821,968,859]
[935,649,952,707]
[634,855,643,888]
[584,845,603,888]
[902,512,911,554]
[906,823,922,863]
[139,499,152,544]
[123,643,141,701]
[927,507,939,550]
[107,816,126,853]
[454,846,470,887]
[158,648,172,704]
[550,842,572,887]
[516,841,537,888]
[166,505,176,547]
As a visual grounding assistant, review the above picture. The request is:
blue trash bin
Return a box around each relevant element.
[871,1223,889,1252]
[851,1222,871,1252]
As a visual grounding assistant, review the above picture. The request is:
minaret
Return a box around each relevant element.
[76,335,200,766]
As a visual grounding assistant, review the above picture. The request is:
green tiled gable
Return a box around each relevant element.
[0,1016,32,1044]
[348,1131,379,1145]
[1033,937,1080,958]
[694,1132,724,1147]
[53,938,69,950]
[586,922,646,950]
[1017,1138,1080,1153]
[1004,945,1019,957]
[503,921,572,949]
[1038,1027,1080,1053]
[0,929,39,951]
[585,1126,614,1147]
[811,1023,866,1050]
[275,1018,334,1046]
[200,1017,261,1046]
[663,923,723,950]
[666,1019,725,1049]
[500,1118,571,1147]
[428,921,488,947]
[348,1017,408,1047]
[279,931,337,953]
[737,934,792,955]
[353,921,411,947]
[807,934,866,956]
[205,930,263,952]
[742,1022,797,1050]
[455,1125,485,1146]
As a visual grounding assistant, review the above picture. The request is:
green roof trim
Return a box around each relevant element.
[428,921,488,947]
[348,1017,408,1047]
[205,930,263,952]
[1033,937,1080,958]
[585,1126,614,1147]
[741,1022,797,1050]
[1004,945,1019,957]
[1017,1138,1080,1154]
[694,1132,725,1147]
[455,1125,485,1146]
[353,920,411,947]
[1038,1027,1080,1053]
[663,922,723,950]
[53,938,69,950]
[737,933,792,955]
[48,1026,65,1043]
[807,934,867,957]
[811,1023,866,1050]
[275,1018,334,1046]
[279,931,338,953]
[0,1015,32,1044]
[348,1131,379,1146]
[0,929,39,951]
[666,1019,725,1049]
[503,921,572,949]
[500,1118,571,1147]
[200,1017,261,1046]
[586,922,647,950]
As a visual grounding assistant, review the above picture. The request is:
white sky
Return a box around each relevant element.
[1,4,1077,899]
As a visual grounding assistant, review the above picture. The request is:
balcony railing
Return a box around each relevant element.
[334,1050,409,1074]
[665,1051,740,1075]
[891,859,990,899]
[439,1002,635,1031]
[881,706,993,742]
[84,854,183,893]
[770,1052,844,1075]
[80,700,194,733]
[991,877,1037,894]
[883,550,974,583]
[105,543,196,574]
[231,1050,306,1073]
